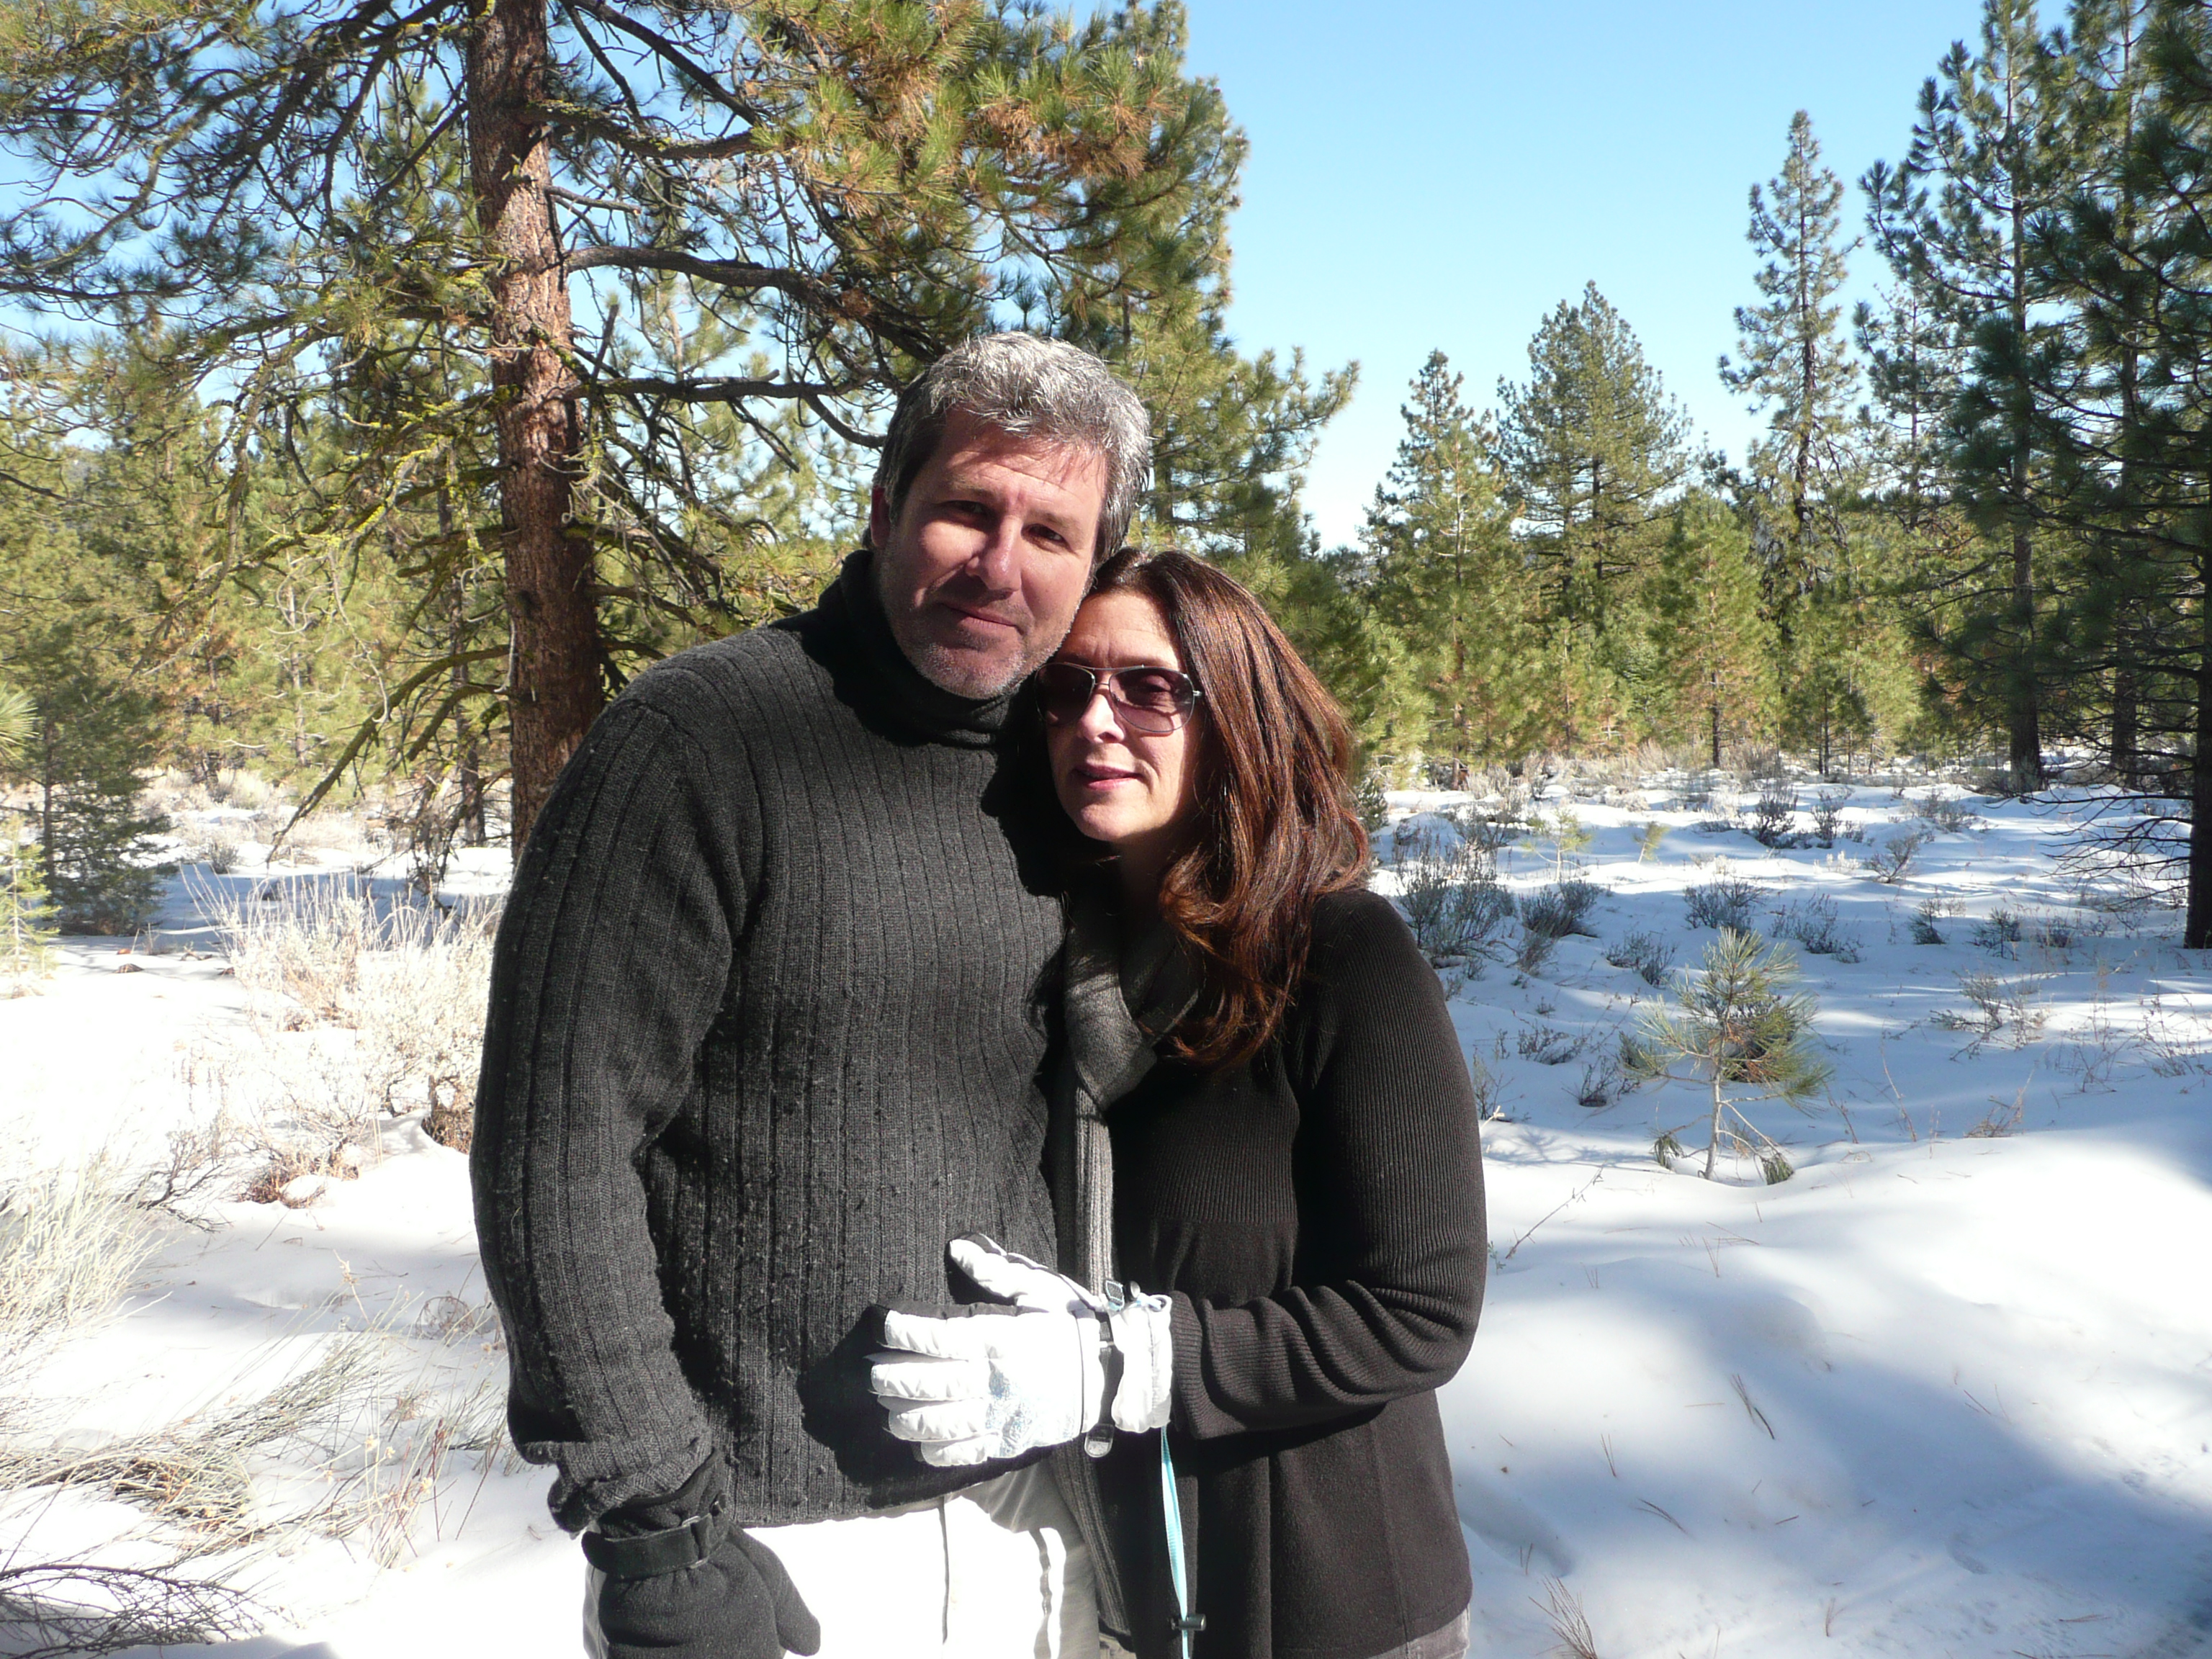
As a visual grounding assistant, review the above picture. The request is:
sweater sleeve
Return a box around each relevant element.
[470,683,753,1530]
[1168,890,1487,1440]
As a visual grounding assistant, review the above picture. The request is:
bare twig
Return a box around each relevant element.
[0,1562,259,1657]
[1495,1173,1604,1266]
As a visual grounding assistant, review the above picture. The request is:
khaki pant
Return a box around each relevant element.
[585,1463,1097,1659]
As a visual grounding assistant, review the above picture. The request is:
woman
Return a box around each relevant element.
[871,549,1485,1659]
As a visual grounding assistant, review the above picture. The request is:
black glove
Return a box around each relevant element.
[588,1462,821,1659]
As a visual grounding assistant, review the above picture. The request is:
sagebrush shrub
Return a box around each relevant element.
[1861,830,1930,884]
[1809,788,1850,846]
[1773,895,1862,963]
[1604,929,1675,986]
[1684,873,1765,932]
[1521,879,1603,939]
[1397,824,1514,964]
[1748,785,1798,847]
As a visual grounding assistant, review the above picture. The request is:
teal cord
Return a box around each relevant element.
[1159,1430,1204,1657]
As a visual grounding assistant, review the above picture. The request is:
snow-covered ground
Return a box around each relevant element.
[3,781,2209,1658]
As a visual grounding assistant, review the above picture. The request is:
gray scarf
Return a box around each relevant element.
[1045,879,1200,1644]
[1048,881,1200,1295]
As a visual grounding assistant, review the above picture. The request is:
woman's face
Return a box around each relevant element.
[1045,590,1201,869]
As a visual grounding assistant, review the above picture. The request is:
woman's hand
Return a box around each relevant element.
[867,1236,1173,1466]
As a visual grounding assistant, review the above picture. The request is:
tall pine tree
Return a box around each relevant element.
[1723,111,1865,613]
[1498,284,1693,636]
[1360,353,1538,777]
[1866,4,2070,788]
[1647,493,1776,768]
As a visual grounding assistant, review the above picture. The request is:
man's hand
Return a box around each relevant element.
[593,1527,820,1659]
[866,1236,1174,1467]
[587,1460,820,1659]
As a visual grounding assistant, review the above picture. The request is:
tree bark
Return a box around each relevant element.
[2006,173,2042,795]
[2188,563,2212,950]
[2006,523,2041,791]
[1704,1075,1724,1181]
[467,0,599,854]
[2113,653,2140,790]
[39,712,55,892]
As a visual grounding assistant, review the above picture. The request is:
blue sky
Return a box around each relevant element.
[1179,0,1993,547]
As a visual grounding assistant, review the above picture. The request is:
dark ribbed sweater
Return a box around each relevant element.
[470,552,1066,1531]
[1100,890,1487,1659]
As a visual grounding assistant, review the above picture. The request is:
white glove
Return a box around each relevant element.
[868,1236,1174,1467]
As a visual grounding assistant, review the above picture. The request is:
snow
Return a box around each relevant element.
[4,781,2211,1657]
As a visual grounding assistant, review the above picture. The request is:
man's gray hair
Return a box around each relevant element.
[873,333,1151,557]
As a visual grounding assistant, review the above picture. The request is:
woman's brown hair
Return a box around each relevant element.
[1082,547,1370,1071]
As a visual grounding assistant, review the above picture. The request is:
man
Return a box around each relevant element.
[470,333,1150,1658]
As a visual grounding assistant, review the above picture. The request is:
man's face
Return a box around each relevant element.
[871,408,1110,698]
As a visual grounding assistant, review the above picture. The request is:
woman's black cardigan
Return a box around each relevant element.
[1098,889,1487,1659]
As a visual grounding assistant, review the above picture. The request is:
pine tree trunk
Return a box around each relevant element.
[1704,1075,1725,1181]
[2007,184,2042,796]
[38,713,55,893]
[2113,657,2140,790]
[437,479,487,848]
[1709,698,1722,771]
[1452,631,1467,784]
[2188,569,2212,950]
[467,0,598,855]
[2007,523,2041,792]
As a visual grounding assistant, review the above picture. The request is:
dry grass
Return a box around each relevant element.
[1,878,512,1627]
[1533,1575,1599,1659]
[8,1295,518,1569]
[0,1166,164,1439]
[185,876,497,1187]
[1933,971,2050,1051]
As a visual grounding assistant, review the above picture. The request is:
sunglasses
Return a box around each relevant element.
[1038,661,1203,734]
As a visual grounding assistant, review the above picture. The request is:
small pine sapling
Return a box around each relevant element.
[0,834,58,994]
[1624,928,1832,1182]
[1635,820,1669,863]
[1545,808,1593,876]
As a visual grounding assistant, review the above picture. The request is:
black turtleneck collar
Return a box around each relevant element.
[815,549,1023,747]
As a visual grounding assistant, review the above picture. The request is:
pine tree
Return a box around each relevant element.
[1498,284,1694,641]
[0,0,1252,845]
[1220,534,1427,777]
[1982,0,2163,793]
[1856,278,1966,522]
[1995,0,2212,940]
[0,420,172,934]
[1866,4,2070,789]
[1647,493,1775,768]
[1722,111,1865,613]
[1359,353,1539,778]
[1624,929,1831,1183]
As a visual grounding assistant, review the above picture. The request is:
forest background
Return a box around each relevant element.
[1,0,2208,940]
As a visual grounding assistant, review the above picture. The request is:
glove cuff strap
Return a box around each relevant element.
[582,1500,729,1578]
